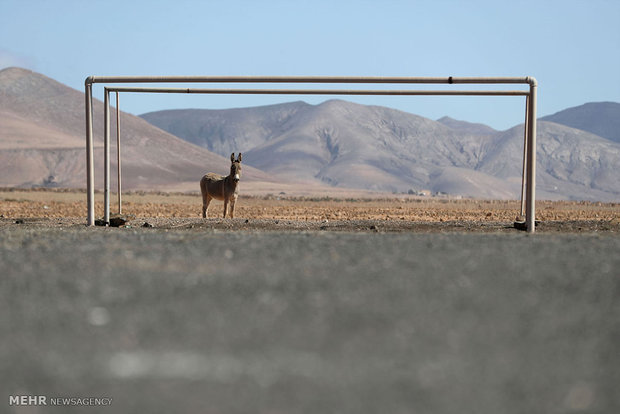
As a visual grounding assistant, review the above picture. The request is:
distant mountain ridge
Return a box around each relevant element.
[142,100,620,201]
[541,102,620,144]
[437,116,497,135]
[1,66,618,201]
[141,101,312,157]
[0,67,276,191]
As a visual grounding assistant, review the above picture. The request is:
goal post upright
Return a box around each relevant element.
[116,91,122,215]
[84,79,95,227]
[526,78,538,234]
[103,88,110,226]
[84,75,538,232]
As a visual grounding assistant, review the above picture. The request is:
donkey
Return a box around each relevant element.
[200,153,242,218]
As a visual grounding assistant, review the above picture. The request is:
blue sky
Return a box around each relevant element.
[1,0,619,130]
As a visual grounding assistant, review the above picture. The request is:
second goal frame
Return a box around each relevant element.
[84,75,538,232]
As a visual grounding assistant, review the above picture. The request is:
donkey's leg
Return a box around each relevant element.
[203,195,212,218]
[223,197,229,218]
[229,196,237,218]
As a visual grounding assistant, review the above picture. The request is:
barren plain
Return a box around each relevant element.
[1,188,619,233]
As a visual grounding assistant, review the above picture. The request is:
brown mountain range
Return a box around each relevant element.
[2,67,619,201]
[143,100,620,201]
[0,67,278,193]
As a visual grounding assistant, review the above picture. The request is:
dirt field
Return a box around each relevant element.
[3,188,620,413]
[1,188,619,233]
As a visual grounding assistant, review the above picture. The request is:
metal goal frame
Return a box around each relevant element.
[84,76,538,232]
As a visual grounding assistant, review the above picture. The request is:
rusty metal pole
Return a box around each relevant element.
[104,89,110,225]
[520,95,529,219]
[85,80,95,226]
[116,92,122,214]
[526,79,537,233]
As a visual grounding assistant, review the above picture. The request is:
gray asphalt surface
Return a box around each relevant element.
[1,227,619,413]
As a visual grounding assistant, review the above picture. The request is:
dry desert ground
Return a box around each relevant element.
[1,188,618,232]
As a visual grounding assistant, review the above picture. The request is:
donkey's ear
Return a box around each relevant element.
[230,153,235,162]
[237,153,242,163]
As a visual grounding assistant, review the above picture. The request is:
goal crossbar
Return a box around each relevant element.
[105,86,531,96]
[85,76,538,232]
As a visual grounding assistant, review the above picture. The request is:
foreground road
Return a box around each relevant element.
[2,228,619,413]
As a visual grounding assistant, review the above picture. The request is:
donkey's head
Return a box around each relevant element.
[230,153,242,182]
